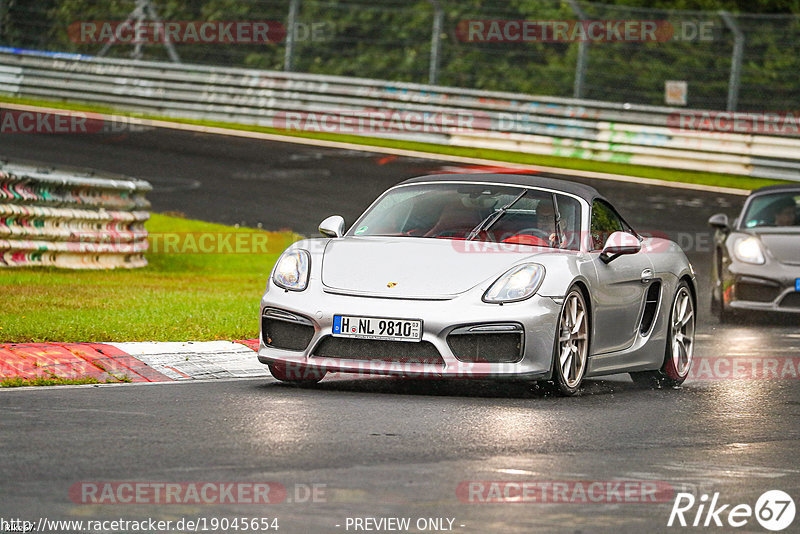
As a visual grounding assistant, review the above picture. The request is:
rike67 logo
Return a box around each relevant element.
[668,490,795,531]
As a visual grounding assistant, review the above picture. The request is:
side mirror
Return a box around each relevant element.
[708,213,730,231]
[600,231,641,263]
[319,215,345,238]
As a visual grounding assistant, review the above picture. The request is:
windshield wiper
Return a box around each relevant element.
[467,189,527,241]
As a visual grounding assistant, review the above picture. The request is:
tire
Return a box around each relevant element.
[631,281,695,388]
[268,361,326,385]
[711,289,733,324]
[716,303,734,324]
[546,287,590,396]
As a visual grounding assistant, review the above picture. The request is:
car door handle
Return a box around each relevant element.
[641,268,654,283]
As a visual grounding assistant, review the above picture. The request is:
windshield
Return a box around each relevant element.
[742,192,800,229]
[349,183,582,250]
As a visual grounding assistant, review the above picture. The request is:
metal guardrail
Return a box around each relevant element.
[0,48,799,182]
[3,1,798,111]
[0,158,151,269]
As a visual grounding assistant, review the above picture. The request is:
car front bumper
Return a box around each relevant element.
[257,285,562,380]
[723,261,800,314]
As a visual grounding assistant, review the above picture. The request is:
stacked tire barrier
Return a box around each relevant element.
[1,47,799,182]
[0,160,151,269]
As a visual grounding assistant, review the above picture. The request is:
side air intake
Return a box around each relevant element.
[640,282,662,335]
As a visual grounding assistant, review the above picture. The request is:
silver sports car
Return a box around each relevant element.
[258,173,697,395]
[709,184,800,321]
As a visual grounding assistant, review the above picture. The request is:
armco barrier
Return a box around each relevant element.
[0,47,799,181]
[0,159,151,269]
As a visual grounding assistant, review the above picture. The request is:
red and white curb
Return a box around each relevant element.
[108,341,264,380]
[0,340,266,383]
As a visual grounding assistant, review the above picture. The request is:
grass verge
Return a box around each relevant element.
[0,213,298,343]
[0,95,785,192]
[1,375,130,388]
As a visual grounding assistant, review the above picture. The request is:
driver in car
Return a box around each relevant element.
[535,200,558,246]
[772,197,798,227]
[749,196,799,228]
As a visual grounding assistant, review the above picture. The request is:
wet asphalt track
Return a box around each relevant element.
[1,125,799,533]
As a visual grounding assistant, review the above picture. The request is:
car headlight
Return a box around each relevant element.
[273,249,311,291]
[733,237,765,265]
[483,263,545,303]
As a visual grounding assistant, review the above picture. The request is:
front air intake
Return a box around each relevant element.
[447,323,523,363]
[311,337,444,365]
[261,308,315,351]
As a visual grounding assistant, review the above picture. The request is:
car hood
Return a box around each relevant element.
[752,229,800,265]
[320,237,544,299]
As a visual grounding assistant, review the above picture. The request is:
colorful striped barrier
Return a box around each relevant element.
[0,160,151,268]
[0,340,265,384]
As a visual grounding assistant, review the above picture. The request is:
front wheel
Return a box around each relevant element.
[710,288,734,324]
[631,281,695,388]
[545,287,590,396]
[268,361,326,386]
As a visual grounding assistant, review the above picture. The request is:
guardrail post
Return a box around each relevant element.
[98,0,180,63]
[567,0,589,99]
[284,0,300,72]
[720,10,744,112]
[428,0,443,85]
[98,0,145,59]
[143,0,180,63]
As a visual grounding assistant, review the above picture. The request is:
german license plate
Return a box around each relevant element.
[332,315,422,342]
[795,278,800,291]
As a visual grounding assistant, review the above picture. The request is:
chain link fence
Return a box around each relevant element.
[0,0,797,111]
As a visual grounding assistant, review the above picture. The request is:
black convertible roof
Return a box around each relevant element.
[750,183,800,196]
[399,173,605,202]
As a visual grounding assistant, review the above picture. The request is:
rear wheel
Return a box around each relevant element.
[546,287,590,396]
[268,361,326,385]
[631,281,695,388]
